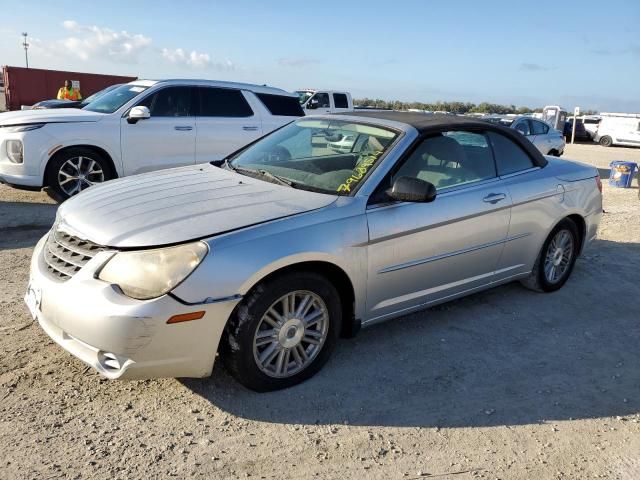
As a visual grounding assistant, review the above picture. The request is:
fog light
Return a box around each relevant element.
[6,140,23,163]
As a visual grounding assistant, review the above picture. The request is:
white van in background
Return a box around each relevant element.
[296,89,354,114]
[595,113,640,147]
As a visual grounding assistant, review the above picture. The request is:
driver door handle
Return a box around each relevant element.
[243,126,259,131]
[174,126,193,131]
[483,193,507,204]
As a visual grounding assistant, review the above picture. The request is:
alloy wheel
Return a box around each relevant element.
[253,290,329,378]
[57,156,104,196]
[543,229,574,284]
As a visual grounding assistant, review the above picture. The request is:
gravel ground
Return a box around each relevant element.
[1,143,639,480]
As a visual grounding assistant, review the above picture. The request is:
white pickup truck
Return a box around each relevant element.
[296,89,353,114]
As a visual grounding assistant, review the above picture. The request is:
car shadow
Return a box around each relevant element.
[184,238,640,428]
[0,201,57,250]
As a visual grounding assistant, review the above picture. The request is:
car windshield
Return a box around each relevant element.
[228,118,398,195]
[83,84,149,113]
[81,84,121,105]
[295,90,314,105]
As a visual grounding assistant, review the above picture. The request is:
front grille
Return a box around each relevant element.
[44,227,107,281]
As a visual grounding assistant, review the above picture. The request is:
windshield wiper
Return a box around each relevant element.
[226,163,293,187]
[256,169,293,187]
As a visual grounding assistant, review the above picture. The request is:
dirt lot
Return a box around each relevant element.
[1,143,639,480]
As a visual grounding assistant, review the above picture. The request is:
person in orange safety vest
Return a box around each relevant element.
[57,80,82,101]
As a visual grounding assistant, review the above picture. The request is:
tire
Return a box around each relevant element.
[599,136,613,147]
[520,218,580,293]
[548,149,558,157]
[221,271,342,392]
[45,147,113,200]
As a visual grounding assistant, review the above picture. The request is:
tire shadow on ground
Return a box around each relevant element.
[184,238,640,429]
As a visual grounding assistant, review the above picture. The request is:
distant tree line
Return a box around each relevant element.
[354,98,599,115]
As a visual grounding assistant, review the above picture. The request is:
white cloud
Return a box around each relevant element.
[162,47,234,70]
[60,19,152,63]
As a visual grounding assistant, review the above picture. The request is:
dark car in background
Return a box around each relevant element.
[563,119,591,142]
[31,84,121,110]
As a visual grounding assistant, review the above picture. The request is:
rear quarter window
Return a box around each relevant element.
[198,87,254,117]
[256,93,305,117]
[333,93,349,109]
[487,131,536,176]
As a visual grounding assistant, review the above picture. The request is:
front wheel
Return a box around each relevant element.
[521,219,580,293]
[46,148,113,200]
[221,272,342,391]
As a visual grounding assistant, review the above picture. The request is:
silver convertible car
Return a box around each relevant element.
[25,112,602,391]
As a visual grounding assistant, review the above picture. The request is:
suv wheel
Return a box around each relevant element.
[221,272,342,391]
[46,148,113,200]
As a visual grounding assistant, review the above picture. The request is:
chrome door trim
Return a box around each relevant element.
[362,267,530,327]
[365,201,512,246]
[499,166,541,180]
[377,233,531,274]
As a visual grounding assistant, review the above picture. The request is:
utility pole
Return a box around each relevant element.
[22,32,29,68]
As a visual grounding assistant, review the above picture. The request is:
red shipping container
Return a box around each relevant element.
[2,65,137,110]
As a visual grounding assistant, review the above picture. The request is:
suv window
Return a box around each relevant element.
[391,131,496,191]
[198,87,253,117]
[310,92,330,108]
[256,93,304,116]
[487,131,535,175]
[513,119,531,136]
[531,120,549,135]
[333,93,349,109]
[138,86,193,117]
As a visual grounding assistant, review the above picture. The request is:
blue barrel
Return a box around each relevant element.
[609,161,638,188]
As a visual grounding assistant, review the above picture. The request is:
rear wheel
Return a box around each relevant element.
[521,218,580,293]
[46,148,113,200]
[599,136,613,147]
[221,272,342,391]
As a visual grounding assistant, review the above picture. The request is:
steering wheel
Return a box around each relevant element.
[256,145,291,163]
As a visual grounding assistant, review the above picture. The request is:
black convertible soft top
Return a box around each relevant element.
[336,111,548,168]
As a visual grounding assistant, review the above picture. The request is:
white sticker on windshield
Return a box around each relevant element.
[129,86,145,92]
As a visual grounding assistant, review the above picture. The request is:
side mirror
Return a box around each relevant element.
[127,106,150,124]
[306,100,318,110]
[386,176,437,203]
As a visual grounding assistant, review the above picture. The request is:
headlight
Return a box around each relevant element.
[3,123,45,133]
[6,140,23,163]
[98,242,209,300]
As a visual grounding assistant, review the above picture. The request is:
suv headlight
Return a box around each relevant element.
[98,242,209,300]
[6,140,23,163]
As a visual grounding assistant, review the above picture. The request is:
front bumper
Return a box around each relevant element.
[27,235,241,379]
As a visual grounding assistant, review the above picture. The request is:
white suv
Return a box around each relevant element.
[0,79,303,198]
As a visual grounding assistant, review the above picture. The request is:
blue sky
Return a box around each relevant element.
[1,0,639,111]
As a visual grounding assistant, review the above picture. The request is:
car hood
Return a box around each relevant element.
[57,164,338,248]
[0,108,105,126]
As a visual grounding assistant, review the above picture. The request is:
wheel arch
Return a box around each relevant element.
[44,144,118,187]
[237,260,359,338]
[566,213,587,254]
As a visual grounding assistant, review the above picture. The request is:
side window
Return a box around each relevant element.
[333,93,349,109]
[137,87,193,117]
[513,120,531,136]
[392,131,496,191]
[198,87,253,117]
[531,120,549,135]
[255,93,304,116]
[310,92,330,108]
[487,131,536,176]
